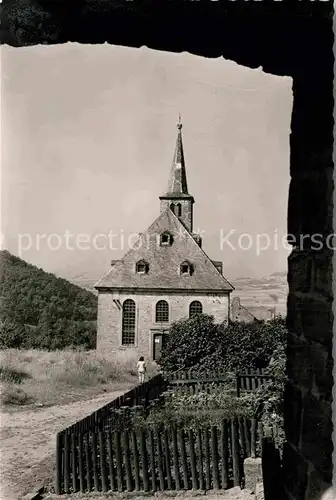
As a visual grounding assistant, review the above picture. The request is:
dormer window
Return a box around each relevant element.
[136,260,149,274]
[160,231,173,246]
[180,261,194,276]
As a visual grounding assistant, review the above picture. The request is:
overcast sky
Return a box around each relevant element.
[1,43,292,282]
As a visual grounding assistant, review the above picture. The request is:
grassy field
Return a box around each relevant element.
[0,348,157,408]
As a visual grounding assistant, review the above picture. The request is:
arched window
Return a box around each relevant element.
[170,202,182,217]
[122,299,136,345]
[156,300,169,323]
[189,301,203,318]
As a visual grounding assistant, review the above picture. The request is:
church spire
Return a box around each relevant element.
[166,115,189,195]
[159,116,195,233]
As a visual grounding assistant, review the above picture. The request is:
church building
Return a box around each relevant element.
[95,118,234,360]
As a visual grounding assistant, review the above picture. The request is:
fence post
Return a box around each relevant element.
[99,430,108,492]
[188,429,198,490]
[107,430,116,491]
[131,430,140,491]
[55,432,63,495]
[115,431,123,491]
[156,429,165,491]
[251,418,257,458]
[123,430,133,492]
[231,418,240,487]
[261,437,283,500]
[211,426,220,489]
[203,427,211,490]
[64,430,70,494]
[71,431,77,493]
[163,429,173,490]
[91,430,99,492]
[220,420,229,490]
[139,428,149,491]
[243,417,251,457]
[236,374,240,397]
[172,425,181,490]
[148,429,156,491]
[78,433,85,493]
[178,427,189,489]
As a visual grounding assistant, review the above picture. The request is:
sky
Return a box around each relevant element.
[1,43,293,282]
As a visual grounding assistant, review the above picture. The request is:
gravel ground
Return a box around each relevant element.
[43,488,255,500]
[0,389,127,500]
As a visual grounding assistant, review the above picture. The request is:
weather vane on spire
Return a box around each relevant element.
[177,113,182,130]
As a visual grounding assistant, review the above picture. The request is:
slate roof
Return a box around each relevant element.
[94,208,234,292]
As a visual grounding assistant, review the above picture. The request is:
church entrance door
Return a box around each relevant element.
[152,330,169,361]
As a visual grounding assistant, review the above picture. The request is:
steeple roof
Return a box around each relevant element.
[165,115,189,196]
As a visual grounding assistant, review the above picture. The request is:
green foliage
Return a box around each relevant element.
[158,314,220,373]
[0,251,97,350]
[159,313,287,375]
[245,342,287,449]
[198,316,287,373]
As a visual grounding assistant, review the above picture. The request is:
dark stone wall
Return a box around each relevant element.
[284,67,334,498]
[2,1,334,498]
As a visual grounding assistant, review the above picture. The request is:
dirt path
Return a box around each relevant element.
[0,389,128,500]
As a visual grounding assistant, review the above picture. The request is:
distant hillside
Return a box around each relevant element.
[231,271,288,317]
[70,272,99,294]
[0,250,97,350]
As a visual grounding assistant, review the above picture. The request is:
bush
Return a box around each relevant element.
[0,365,31,384]
[198,316,287,373]
[0,383,32,405]
[159,314,287,375]
[158,314,219,373]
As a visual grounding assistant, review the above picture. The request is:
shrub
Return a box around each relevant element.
[197,316,287,373]
[159,314,287,375]
[0,365,31,384]
[0,383,33,405]
[158,314,219,373]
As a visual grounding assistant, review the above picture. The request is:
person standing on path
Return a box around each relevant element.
[137,356,146,384]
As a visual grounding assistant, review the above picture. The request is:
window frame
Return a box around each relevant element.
[155,300,169,323]
[160,231,173,246]
[180,261,194,276]
[121,299,136,346]
[189,300,203,318]
[136,260,149,274]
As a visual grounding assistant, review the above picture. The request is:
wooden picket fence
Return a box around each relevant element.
[55,416,267,495]
[57,373,167,437]
[164,368,274,397]
[55,370,278,495]
[236,368,274,397]
[165,369,229,396]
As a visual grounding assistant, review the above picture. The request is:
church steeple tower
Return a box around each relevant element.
[159,116,195,233]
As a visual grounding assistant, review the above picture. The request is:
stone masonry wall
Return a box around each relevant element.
[160,199,194,233]
[283,68,334,499]
[97,290,229,359]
